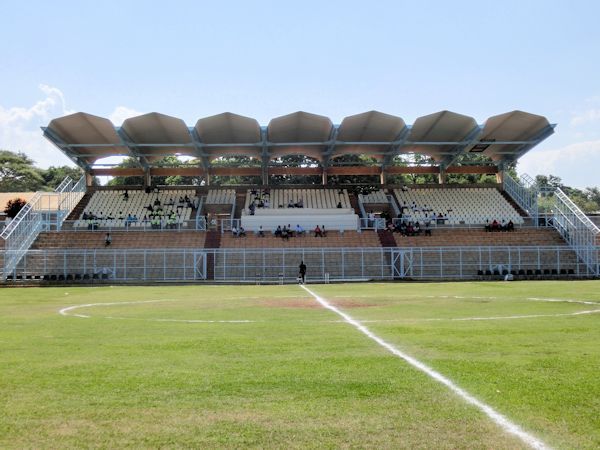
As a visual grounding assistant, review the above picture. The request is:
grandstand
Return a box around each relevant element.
[1,109,598,282]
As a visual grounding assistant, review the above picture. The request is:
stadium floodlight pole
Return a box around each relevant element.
[115,127,149,170]
[41,126,91,172]
[439,124,485,171]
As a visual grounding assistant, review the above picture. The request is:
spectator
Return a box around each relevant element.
[282,226,289,240]
[337,201,342,208]
[321,225,327,237]
[296,198,303,208]
[258,225,265,237]
[232,226,239,237]
[314,225,323,237]
[274,225,282,237]
[296,224,305,236]
[424,221,432,236]
[287,199,295,208]
[507,220,514,232]
[239,226,246,237]
[264,198,270,208]
[104,233,112,247]
[249,202,256,215]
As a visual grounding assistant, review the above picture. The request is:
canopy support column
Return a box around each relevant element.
[496,164,505,184]
[438,168,447,184]
[322,168,327,185]
[380,168,386,185]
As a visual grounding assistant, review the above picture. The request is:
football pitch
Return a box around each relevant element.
[1,281,599,449]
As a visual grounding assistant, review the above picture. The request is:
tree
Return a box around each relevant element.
[41,165,84,189]
[4,197,27,218]
[269,155,321,185]
[0,150,45,192]
[107,157,145,186]
[211,156,261,185]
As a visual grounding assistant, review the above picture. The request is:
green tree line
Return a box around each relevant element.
[0,150,83,192]
[1,149,598,213]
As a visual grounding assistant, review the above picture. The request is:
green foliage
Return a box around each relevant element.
[536,174,600,213]
[0,150,86,192]
[269,155,321,185]
[3,197,27,218]
[106,157,145,186]
[0,150,45,192]
[41,165,84,189]
[211,156,261,185]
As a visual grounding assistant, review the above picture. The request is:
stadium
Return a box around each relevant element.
[1,109,599,449]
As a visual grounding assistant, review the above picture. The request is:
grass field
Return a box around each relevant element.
[1,281,599,449]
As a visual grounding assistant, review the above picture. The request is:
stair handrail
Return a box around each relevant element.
[503,172,539,222]
[1,175,87,278]
[552,187,599,275]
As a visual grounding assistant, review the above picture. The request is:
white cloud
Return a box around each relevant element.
[109,106,143,125]
[0,84,74,168]
[570,108,600,127]
[0,87,145,169]
[518,140,600,189]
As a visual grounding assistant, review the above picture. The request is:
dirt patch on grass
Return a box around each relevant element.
[330,298,377,308]
[259,298,322,309]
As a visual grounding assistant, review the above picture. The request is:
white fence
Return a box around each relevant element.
[2,245,597,282]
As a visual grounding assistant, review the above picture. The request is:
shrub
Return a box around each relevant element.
[4,197,27,218]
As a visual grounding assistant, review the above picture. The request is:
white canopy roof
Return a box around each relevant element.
[43,109,554,169]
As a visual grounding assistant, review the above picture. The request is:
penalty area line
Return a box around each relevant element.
[300,285,550,450]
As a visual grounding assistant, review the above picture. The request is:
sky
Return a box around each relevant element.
[0,0,599,188]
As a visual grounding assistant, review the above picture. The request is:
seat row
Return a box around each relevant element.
[244,189,351,212]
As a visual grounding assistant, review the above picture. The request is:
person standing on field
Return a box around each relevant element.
[299,261,307,284]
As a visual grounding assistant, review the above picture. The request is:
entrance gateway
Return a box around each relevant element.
[391,249,412,278]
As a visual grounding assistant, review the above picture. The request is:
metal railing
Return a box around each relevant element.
[359,217,386,230]
[388,194,401,216]
[503,172,538,221]
[195,196,206,230]
[58,219,199,232]
[56,175,86,222]
[0,176,86,278]
[2,244,597,282]
[552,187,600,274]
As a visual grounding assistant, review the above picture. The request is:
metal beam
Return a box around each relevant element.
[115,127,149,170]
[439,124,484,170]
[41,127,90,171]
[501,124,557,164]
[260,126,269,184]
[188,127,210,171]
[382,126,411,168]
[322,124,340,168]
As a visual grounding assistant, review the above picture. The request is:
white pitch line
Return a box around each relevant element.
[59,299,257,323]
[59,299,168,317]
[300,285,550,450]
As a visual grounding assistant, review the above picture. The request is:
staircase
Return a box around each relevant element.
[234,192,246,218]
[348,193,362,216]
[377,230,397,247]
[500,190,528,217]
[64,191,94,221]
[203,231,222,280]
